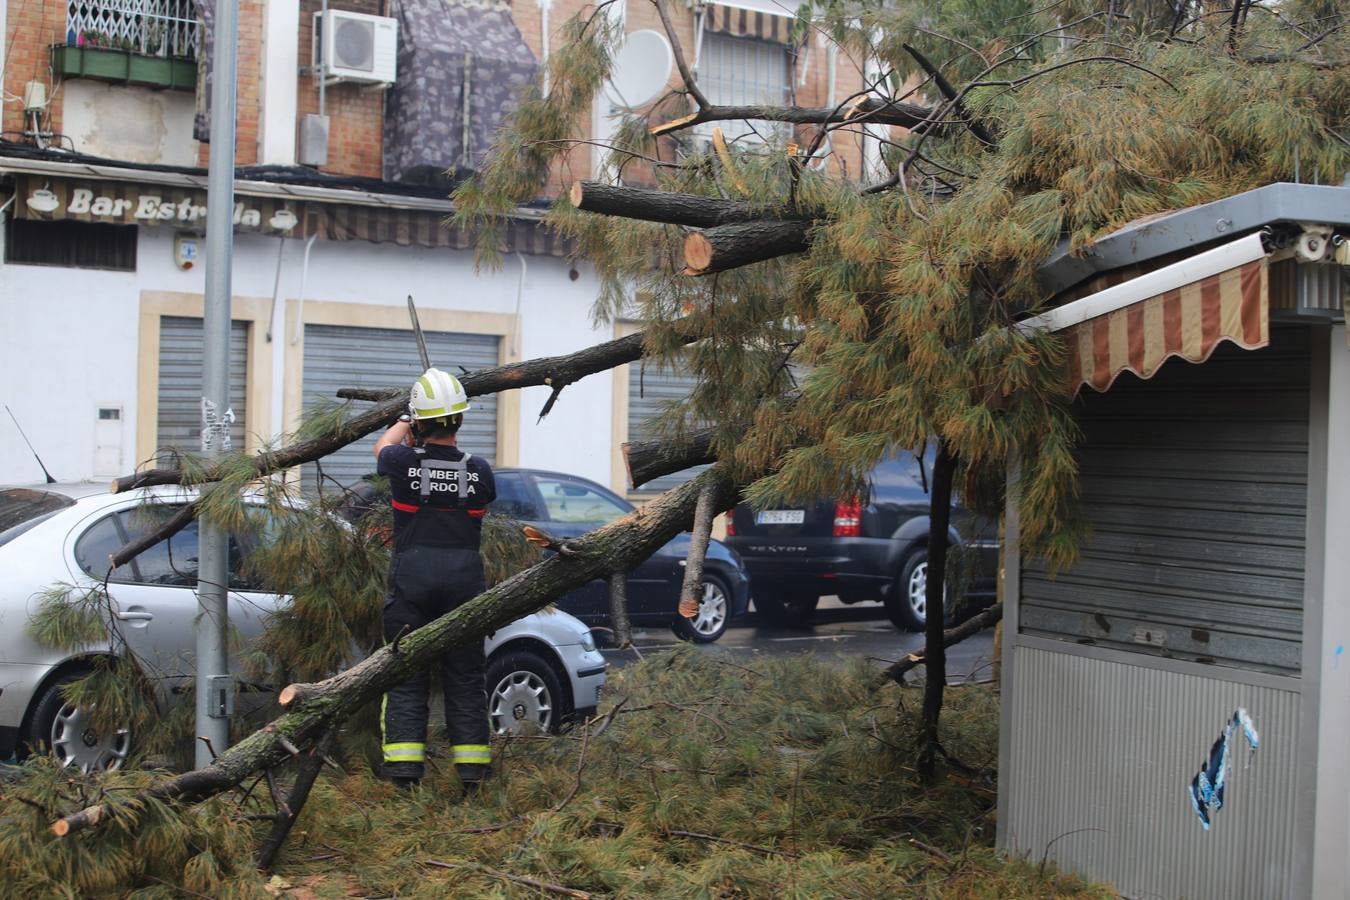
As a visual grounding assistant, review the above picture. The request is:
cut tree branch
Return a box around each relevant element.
[570,181,815,228]
[607,573,633,649]
[652,0,710,111]
[650,97,940,138]
[684,220,812,276]
[677,483,717,618]
[622,426,716,489]
[884,601,1003,683]
[53,464,740,837]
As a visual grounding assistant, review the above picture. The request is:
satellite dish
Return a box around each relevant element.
[605,29,673,111]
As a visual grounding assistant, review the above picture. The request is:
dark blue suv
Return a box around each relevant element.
[724,449,998,630]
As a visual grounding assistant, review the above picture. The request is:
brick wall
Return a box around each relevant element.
[295,0,385,179]
[5,0,879,187]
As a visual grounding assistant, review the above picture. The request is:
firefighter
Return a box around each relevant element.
[372,367,496,792]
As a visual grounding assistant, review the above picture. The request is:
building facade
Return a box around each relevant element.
[0,0,879,494]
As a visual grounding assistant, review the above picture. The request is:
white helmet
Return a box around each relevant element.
[409,367,470,420]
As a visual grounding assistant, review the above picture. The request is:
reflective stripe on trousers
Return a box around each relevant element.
[452,743,492,765]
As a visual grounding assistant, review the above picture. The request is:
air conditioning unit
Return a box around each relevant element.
[313,10,398,86]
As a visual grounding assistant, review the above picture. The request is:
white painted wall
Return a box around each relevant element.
[61,82,199,166]
[0,227,616,489]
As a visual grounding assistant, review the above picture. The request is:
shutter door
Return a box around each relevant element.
[157,316,249,460]
[628,356,708,494]
[301,324,500,489]
[1019,328,1311,675]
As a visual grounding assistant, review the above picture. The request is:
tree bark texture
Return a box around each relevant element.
[53,465,740,837]
[622,427,717,490]
[649,99,939,137]
[683,220,812,276]
[918,440,956,783]
[606,573,633,649]
[677,484,718,618]
[570,181,814,229]
[883,602,1003,682]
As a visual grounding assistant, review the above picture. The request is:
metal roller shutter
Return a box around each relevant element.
[627,355,708,494]
[157,316,249,461]
[301,323,500,490]
[1019,329,1310,674]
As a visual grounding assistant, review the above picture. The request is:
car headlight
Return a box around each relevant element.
[580,630,596,652]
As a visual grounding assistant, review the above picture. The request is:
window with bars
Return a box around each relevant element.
[66,0,200,58]
[698,31,791,144]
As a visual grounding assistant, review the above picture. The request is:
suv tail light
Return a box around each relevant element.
[724,509,735,536]
[833,499,861,537]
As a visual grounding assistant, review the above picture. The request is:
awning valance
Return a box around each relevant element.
[1019,234,1271,395]
[701,0,795,43]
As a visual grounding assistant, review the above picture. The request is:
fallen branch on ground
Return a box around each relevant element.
[883,602,1004,684]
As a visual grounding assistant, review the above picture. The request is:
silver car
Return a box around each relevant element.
[0,483,606,773]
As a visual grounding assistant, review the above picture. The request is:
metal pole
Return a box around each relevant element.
[196,0,239,768]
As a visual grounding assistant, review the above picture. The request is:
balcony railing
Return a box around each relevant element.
[66,0,200,59]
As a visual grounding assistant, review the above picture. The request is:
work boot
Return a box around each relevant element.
[457,763,491,798]
[391,775,421,792]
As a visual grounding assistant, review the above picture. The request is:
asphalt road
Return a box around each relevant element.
[602,596,998,685]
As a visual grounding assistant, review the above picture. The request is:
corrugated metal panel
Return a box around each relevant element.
[1021,331,1310,673]
[156,316,249,460]
[627,355,708,494]
[300,324,499,489]
[1003,644,1301,900]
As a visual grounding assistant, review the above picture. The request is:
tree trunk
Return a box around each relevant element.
[607,573,633,649]
[677,484,718,618]
[53,466,740,837]
[683,221,812,276]
[918,439,956,784]
[622,427,717,490]
[883,602,1002,682]
[570,182,813,229]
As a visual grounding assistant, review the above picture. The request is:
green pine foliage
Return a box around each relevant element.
[457,4,1348,569]
[0,650,1114,898]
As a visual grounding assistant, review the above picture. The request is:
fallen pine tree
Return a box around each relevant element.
[52,462,739,837]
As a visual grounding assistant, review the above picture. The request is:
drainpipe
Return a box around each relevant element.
[513,251,527,358]
[290,233,320,346]
[318,0,328,117]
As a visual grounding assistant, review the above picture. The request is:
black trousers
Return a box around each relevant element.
[380,544,490,781]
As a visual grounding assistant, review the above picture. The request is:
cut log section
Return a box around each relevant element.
[649,99,940,137]
[683,220,813,276]
[569,181,812,229]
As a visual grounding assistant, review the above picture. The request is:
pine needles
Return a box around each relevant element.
[0,650,1113,898]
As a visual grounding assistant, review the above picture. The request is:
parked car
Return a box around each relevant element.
[491,469,751,644]
[343,468,752,644]
[0,483,607,773]
[725,448,998,630]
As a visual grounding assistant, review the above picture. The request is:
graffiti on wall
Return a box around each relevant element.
[1188,708,1260,831]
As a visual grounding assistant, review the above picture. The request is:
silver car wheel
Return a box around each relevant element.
[488,670,553,735]
[907,559,928,619]
[693,579,729,636]
[50,703,131,774]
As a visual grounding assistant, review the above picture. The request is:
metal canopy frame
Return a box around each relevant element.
[1038,182,1350,295]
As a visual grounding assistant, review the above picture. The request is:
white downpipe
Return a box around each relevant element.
[539,0,552,97]
[513,251,527,358]
[693,9,704,69]
[1016,233,1269,334]
[290,233,320,346]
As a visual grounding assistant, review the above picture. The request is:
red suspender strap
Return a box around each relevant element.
[391,499,420,514]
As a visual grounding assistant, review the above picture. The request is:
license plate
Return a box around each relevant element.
[755,509,805,525]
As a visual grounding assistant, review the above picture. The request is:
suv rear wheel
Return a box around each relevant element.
[753,588,820,626]
[886,549,948,632]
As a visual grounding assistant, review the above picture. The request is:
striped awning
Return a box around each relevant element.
[702,0,795,43]
[1020,234,1272,395]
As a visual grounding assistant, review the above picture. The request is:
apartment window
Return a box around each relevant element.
[6,218,138,271]
[66,0,201,58]
[699,31,791,144]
